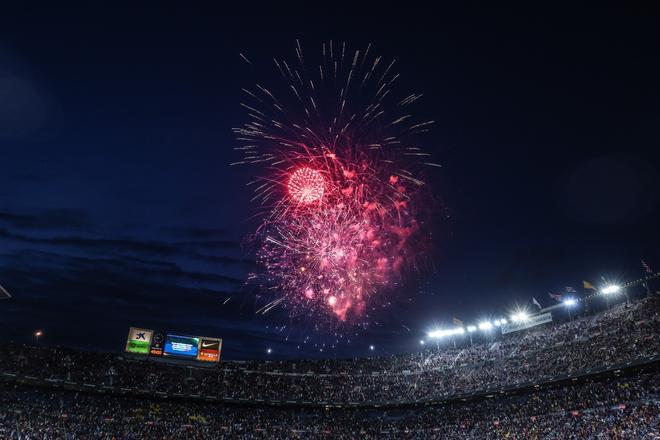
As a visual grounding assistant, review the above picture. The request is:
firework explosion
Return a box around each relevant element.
[234,41,437,323]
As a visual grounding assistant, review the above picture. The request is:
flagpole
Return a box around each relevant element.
[641,260,653,298]
[583,286,590,314]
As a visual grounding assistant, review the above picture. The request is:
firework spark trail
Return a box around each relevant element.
[234,42,434,325]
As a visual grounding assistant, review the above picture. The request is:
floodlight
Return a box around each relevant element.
[601,285,621,295]
[478,321,493,331]
[428,327,464,338]
[511,311,529,323]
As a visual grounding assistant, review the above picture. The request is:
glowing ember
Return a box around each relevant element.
[288,167,325,203]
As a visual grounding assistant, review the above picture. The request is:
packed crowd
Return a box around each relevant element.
[1,296,657,404]
[1,370,658,439]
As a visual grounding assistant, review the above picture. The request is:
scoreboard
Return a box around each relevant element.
[125,328,222,362]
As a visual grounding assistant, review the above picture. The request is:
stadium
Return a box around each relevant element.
[2,287,658,438]
[2,6,660,440]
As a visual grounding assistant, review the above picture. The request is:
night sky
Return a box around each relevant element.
[1,6,658,359]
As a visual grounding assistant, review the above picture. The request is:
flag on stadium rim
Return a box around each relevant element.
[641,259,652,274]
[532,297,542,309]
[548,292,563,302]
[452,317,463,326]
[583,280,596,290]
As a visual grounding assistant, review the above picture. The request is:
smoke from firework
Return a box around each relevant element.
[234,41,437,324]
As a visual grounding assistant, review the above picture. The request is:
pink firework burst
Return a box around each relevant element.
[288,167,325,204]
[234,41,437,324]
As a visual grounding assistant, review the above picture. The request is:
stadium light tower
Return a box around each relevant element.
[478,321,493,331]
[466,325,477,345]
[600,283,629,306]
[601,284,621,295]
[511,311,529,323]
[428,328,464,338]
[563,297,577,321]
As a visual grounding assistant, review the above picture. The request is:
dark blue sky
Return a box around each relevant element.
[1,7,658,359]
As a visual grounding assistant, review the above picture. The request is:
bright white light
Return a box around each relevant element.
[601,285,621,295]
[467,325,477,333]
[499,318,507,325]
[563,298,577,307]
[427,327,465,338]
[419,340,425,345]
[511,311,529,323]
[478,321,493,331]
[369,345,375,350]
[266,348,272,354]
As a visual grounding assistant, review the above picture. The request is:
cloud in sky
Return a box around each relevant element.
[0,207,278,358]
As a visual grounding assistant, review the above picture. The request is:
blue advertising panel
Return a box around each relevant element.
[163,334,199,358]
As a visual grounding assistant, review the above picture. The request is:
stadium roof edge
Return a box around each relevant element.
[0,284,11,299]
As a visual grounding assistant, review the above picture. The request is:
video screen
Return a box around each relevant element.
[163,334,199,358]
[197,338,222,362]
[125,327,153,355]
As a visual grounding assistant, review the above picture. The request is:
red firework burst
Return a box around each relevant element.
[234,41,436,324]
[288,167,325,204]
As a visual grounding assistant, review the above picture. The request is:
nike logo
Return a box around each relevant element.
[202,342,217,348]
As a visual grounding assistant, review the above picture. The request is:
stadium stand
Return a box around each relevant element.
[1,296,658,438]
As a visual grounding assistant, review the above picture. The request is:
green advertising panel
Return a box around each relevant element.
[125,327,153,355]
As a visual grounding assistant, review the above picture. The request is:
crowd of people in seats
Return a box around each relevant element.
[1,296,657,404]
[1,370,657,439]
